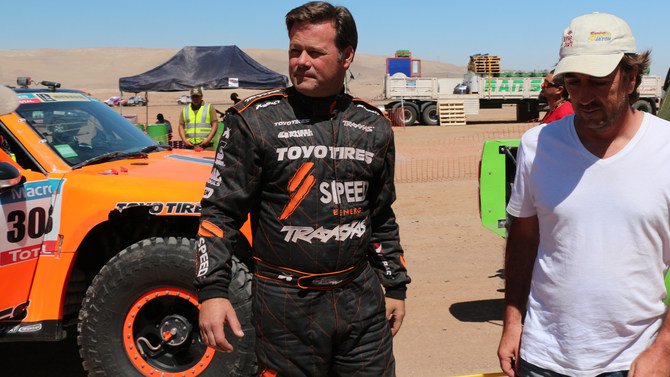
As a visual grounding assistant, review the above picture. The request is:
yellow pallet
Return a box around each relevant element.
[470,61,500,66]
[468,64,501,74]
[470,56,500,61]
[471,60,500,65]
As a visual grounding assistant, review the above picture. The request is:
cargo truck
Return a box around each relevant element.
[383,72,664,126]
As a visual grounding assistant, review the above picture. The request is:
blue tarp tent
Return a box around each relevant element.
[119,45,288,92]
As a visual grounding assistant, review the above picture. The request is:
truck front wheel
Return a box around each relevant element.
[392,102,418,126]
[78,237,256,376]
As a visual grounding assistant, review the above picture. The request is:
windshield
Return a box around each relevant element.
[16,94,158,167]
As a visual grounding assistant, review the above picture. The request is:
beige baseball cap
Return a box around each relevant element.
[554,12,637,78]
[0,85,18,115]
[190,87,203,97]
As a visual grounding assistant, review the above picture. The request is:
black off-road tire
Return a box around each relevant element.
[77,237,256,376]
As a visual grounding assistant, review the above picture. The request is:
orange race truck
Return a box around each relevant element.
[0,80,255,376]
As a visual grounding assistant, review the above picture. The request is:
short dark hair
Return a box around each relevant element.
[620,50,651,104]
[549,70,570,100]
[285,1,358,52]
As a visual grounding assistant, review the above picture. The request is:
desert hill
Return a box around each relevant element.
[0,47,466,102]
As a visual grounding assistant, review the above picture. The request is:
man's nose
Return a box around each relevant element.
[296,51,311,67]
[572,84,594,105]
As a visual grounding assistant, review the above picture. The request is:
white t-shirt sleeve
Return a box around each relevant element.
[507,129,539,218]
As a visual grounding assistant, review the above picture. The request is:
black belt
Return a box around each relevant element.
[253,257,368,290]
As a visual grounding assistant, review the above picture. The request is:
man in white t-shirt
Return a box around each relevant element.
[498,12,670,377]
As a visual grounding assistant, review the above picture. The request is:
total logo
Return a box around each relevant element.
[1,246,40,267]
[280,220,366,243]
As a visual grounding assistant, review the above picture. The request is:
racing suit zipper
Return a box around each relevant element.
[330,110,344,266]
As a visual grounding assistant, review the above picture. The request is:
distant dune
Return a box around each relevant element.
[0,47,466,101]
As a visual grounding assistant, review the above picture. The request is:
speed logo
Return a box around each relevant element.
[319,180,368,204]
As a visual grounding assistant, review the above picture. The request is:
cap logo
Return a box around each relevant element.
[588,31,612,42]
[562,30,573,48]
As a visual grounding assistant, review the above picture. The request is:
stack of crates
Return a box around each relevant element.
[437,101,466,126]
[468,54,501,75]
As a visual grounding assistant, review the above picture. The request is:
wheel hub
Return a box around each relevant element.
[159,314,192,347]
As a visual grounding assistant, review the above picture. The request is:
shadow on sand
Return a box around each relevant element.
[449,298,505,323]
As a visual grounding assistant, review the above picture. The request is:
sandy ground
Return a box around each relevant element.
[391,117,533,377]
[0,48,542,376]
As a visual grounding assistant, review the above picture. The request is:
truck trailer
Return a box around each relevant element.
[383,72,664,126]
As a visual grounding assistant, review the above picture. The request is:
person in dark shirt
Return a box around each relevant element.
[155,113,172,141]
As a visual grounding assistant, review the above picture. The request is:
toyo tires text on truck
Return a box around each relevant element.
[77,237,256,377]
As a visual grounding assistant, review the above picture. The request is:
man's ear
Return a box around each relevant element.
[340,46,355,69]
[625,65,638,95]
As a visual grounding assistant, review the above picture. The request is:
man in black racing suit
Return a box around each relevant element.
[196,2,410,376]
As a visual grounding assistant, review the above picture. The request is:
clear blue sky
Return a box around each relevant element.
[1,0,668,76]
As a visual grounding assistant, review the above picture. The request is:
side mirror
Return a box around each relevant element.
[0,162,23,189]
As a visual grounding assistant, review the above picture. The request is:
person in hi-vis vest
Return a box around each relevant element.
[178,87,218,148]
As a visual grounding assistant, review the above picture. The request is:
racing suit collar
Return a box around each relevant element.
[289,86,351,117]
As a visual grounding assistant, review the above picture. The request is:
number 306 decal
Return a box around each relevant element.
[0,180,62,258]
[7,207,54,243]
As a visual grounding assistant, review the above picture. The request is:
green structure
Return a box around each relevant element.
[478,137,670,302]
[478,139,519,237]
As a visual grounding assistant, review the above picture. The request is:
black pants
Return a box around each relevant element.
[252,265,395,377]
[519,359,628,377]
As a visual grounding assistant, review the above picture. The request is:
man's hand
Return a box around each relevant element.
[630,340,670,377]
[199,298,244,352]
[498,318,523,377]
[385,297,405,336]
